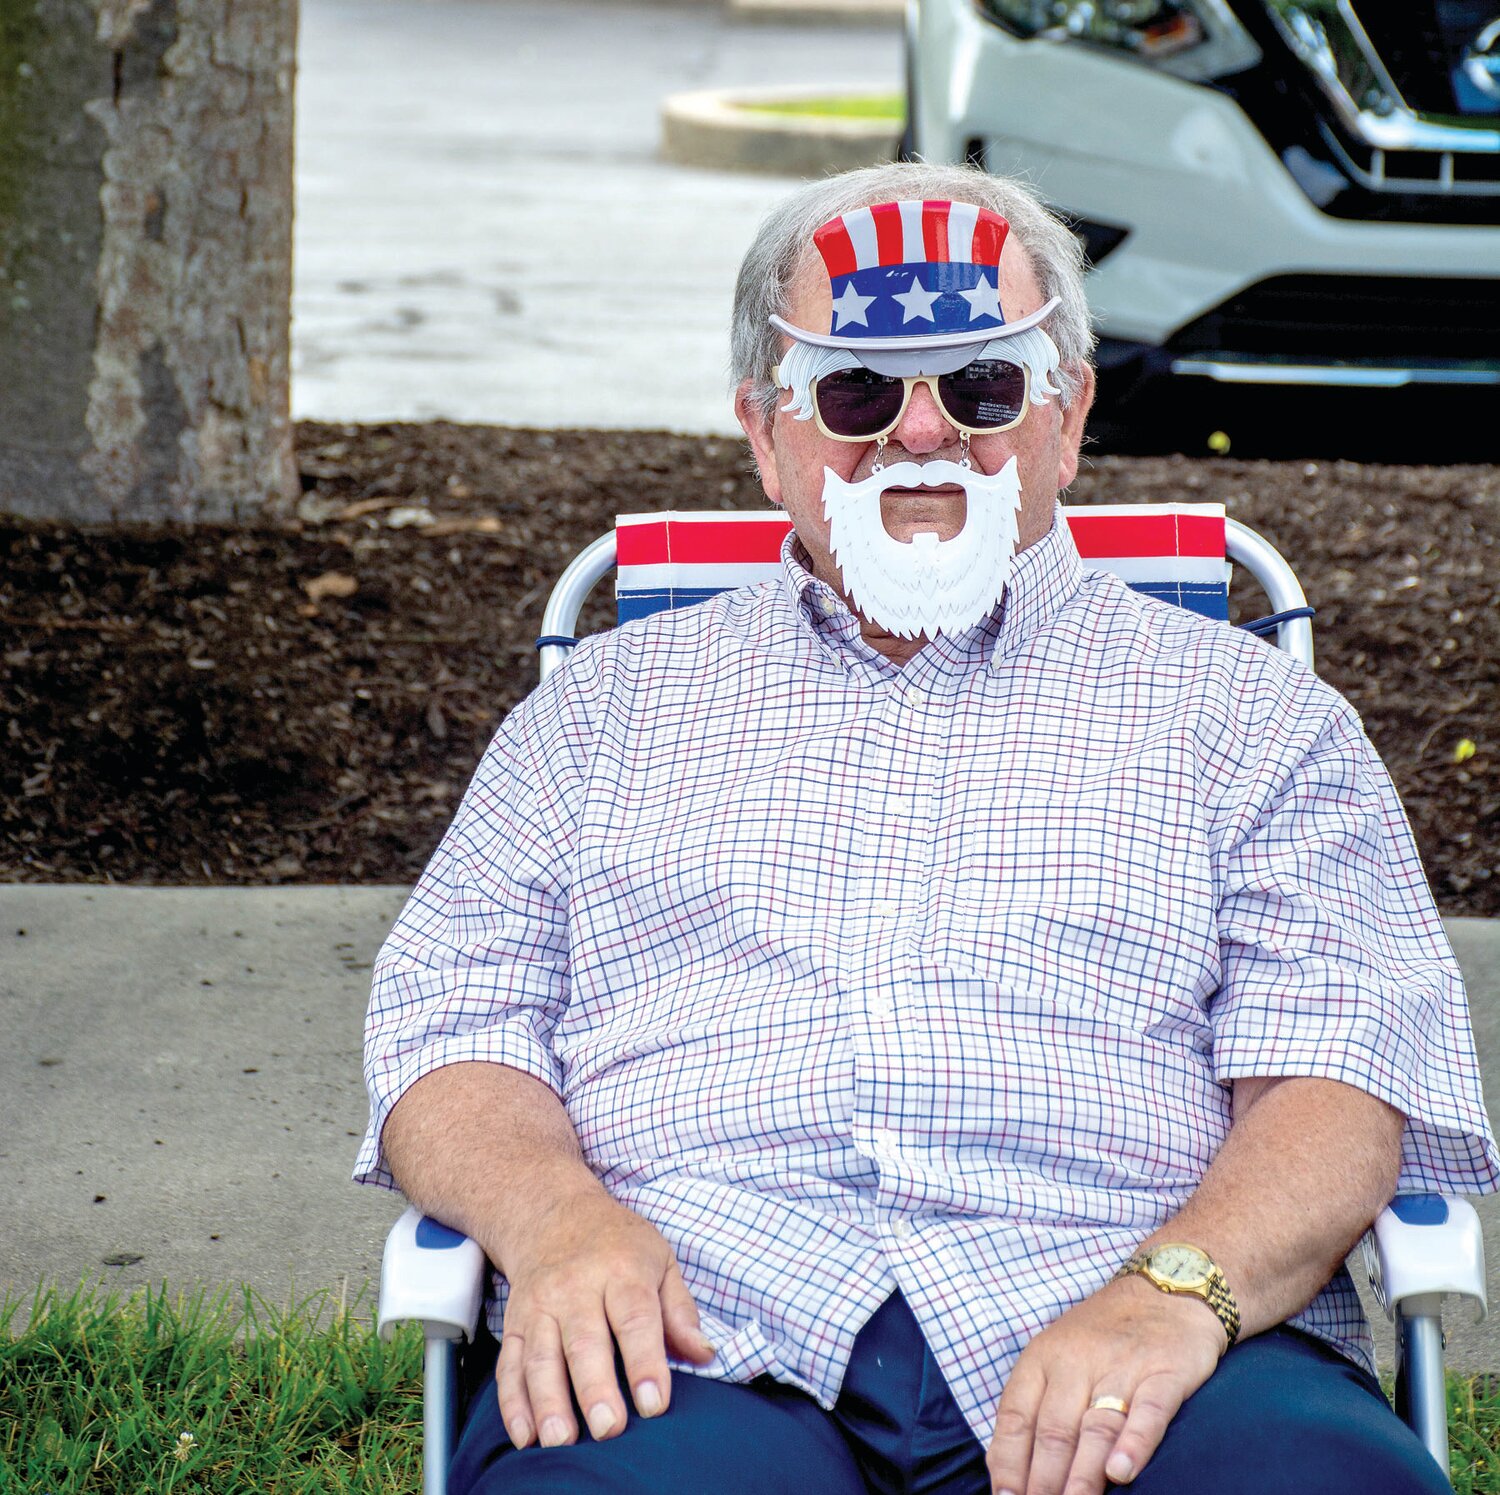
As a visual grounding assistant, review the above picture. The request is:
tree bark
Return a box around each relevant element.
[0,0,299,521]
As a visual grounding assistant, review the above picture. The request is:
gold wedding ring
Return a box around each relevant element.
[1089,1395,1130,1416]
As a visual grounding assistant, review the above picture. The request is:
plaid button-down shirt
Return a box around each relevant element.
[358,509,1497,1439]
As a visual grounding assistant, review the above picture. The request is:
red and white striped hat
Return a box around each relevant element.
[770,199,1060,355]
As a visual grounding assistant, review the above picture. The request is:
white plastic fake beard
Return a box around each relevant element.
[822,456,1022,640]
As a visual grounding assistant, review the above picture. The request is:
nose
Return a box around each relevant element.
[890,377,956,457]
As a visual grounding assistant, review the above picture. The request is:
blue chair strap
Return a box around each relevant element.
[1238,607,1316,638]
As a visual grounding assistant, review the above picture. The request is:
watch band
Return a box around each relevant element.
[1114,1245,1242,1349]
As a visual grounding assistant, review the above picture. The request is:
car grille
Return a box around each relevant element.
[1241,1,1500,209]
[1331,0,1500,198]
[1167,273,1500,362]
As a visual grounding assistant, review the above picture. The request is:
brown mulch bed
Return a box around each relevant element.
[2,421,1495,914]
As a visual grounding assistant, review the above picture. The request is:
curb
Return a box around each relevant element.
[729,0,903,23]
[661,86,903,176]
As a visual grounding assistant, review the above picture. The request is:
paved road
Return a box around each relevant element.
[293,0,901,434]
[5,885,1500,1370]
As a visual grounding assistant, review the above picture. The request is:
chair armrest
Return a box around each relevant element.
[1360,1194,1487,1323]
[377,1205,487,1343]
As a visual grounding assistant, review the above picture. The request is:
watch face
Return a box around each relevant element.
[1150,1245,1210,1288]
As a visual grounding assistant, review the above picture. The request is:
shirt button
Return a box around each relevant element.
[873,900,898,920]
[871,993,894,1020]
[890,1219,914,1240]
[874,1128,899,1158]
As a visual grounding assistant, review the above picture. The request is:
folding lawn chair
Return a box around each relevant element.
[376,503,1488,1495]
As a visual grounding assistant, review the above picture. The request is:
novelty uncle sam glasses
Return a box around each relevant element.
[771,200,1066,443]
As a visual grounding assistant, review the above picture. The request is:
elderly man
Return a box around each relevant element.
[357,163,1495,1495]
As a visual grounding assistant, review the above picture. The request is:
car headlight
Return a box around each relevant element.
[971,0,1262,83]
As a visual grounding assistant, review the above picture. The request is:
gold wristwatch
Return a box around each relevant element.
[1114,1242,1241,1349]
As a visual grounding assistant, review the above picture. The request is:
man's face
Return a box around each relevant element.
[736,231,1094,615]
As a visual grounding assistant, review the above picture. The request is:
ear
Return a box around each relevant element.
[1055,362,1096,491]
[734,378,784,507]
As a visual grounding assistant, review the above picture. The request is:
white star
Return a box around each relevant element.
[891,274,940,323]
[830,282,876,330]
[959,272,1004,322]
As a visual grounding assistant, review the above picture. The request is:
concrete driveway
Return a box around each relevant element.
[292,0,901,434]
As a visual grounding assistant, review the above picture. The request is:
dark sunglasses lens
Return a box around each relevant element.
[814,369,906,437]
[940,359,1027,430]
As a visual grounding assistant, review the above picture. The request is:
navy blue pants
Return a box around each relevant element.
[450,1293,1450,1494]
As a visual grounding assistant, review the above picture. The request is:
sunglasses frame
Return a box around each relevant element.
[777,359,1033,444]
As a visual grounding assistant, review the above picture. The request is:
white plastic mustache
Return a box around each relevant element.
[832,458,980,491]
[822,456,1023,640]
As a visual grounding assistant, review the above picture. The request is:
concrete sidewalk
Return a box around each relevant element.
[3,885,1499,1369]
[2,887,406,1320]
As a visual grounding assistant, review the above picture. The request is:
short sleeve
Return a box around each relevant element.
[352,644,604,1191]
[1212,698,1499,1194]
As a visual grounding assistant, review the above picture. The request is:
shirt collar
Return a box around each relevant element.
[777,503,1083,672]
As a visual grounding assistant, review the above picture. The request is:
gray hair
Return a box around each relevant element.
[731,163,1095,424]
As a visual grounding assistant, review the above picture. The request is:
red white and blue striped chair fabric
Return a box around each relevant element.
[616,504,1233,625]
[538,503,1316,694]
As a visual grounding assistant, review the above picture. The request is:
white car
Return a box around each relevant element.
[904,0,1500,453]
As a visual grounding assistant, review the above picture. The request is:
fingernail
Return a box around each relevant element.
[635,1380,663,1416]
[539,1416,570,1447]
[586,1402,618,1439]
[511,1417,533,1448]
[1107,1453,1135,1482]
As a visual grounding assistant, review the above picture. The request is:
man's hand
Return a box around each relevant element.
[495,1188,716,1451]
[985,1276,1226,1495]
[382,1064,718,1452]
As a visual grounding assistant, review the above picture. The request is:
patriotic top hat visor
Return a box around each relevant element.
[769,199,1060,360]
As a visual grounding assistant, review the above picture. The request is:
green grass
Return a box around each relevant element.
[738,92,905,121]
[5,1284,1500,1491]
[0,1283,423,1492]
[1450,1373,1500,1494]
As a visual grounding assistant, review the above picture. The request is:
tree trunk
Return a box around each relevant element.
[0,0,299,522]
